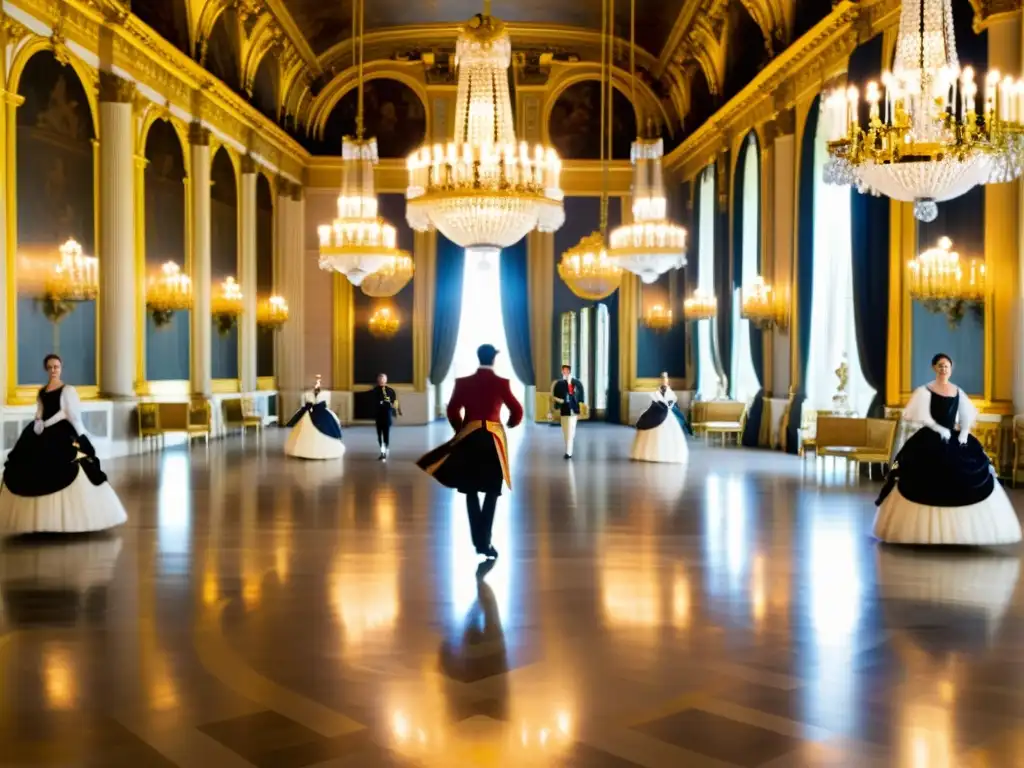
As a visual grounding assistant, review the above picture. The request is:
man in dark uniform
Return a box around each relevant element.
[417,344,523,559]
[551,364,585,459]
[373,372,400,461]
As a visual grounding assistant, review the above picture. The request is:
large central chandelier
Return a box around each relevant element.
[823,0,1024,222]
[406,4,564,249]
[318,0,410,285]
[607,0,686,281]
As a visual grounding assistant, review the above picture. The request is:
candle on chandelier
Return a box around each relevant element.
[866,81,880,122]
[846,86,858,133]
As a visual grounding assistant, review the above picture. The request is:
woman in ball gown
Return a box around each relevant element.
[874,353,1021,545]
[0,354,127,535]
[284,375,345,460]
[629,372,690,464]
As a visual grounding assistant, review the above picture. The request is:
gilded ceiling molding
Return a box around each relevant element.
[738,0,790,56]
[261,0,322,78]
[240,13,282,95]
[970,0,1022,31]
[684,17,726,96]
[666,0,862,181]
[307,62,429,141]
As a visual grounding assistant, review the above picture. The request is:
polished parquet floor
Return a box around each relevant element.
[2,422,1024,767]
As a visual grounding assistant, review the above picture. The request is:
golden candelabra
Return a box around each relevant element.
[360,253,415,298]
[146,261,192,328]
[557,232,622,300]
[642,304,674,332]
[256,295,289,330]
[211,276,243,335]
[907,236,986,327]
[740,277,788,330]
[43,238,98,323]
[368,306,400,338]
[682,288,717,321]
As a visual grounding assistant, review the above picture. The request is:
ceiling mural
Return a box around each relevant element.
[321,79,427,159]
[548,83,637,161]
[123,0,805,150]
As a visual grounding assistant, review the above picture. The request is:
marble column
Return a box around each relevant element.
[189,123,212,398]
[0,90,17,419]
[771,112,795,401]
[98,73,136,398]
[274,181,305,415]
[527,230,554,421]
[238,155,257,393]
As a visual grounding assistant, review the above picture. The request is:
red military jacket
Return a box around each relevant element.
[447,367,524,431]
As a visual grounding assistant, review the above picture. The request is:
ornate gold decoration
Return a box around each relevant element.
[406,5,564,248]
[50,12,70,66]
[241,153,257,174]
[683,288,717,321]
[42,239,99,324]
[146,261,192,328]
[360,254,415,298]
[211,276,244,335]
[256,295,289,330]
[368,305,400,338]
[98,71,135,103]
[740,276,788,330]
[189,121,211,146]
[907,236,986,327]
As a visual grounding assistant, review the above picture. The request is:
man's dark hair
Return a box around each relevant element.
[477,344,498,366]
[561,364,571,372]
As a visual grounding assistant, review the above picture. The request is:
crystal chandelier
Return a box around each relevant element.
[360,253,414,298]
[642,303,673,332]
[256,295,289,330]
[318,0,410,285]
[557,0,620,301]
[907,236,985,325]
[43,238,98,323]
[683,288,717,321]
[211,276,243,335]
[368,305,400,338]
[146,260,192,327]
[406,3,564,249]
[823,0,1024,222]
[607,0,687,281]
[740,277,788,330]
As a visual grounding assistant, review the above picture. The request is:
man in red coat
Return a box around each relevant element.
[417,344,523,559]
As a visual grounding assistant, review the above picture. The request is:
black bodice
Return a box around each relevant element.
[39,386,63,421]
[928,389,959,430]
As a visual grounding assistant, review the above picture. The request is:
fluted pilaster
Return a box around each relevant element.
[189,123,212,397]
[98,73,136,398]
[239,155,257,393]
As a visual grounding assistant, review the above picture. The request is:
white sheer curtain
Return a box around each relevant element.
[731,136,760,404]
[697,165,718,397]
[806,103,875,415]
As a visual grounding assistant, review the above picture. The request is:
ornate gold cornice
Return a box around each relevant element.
[665,0,875,180]
[241,153,257,174]
[98,70,134,103]
[189,121,211,147]
[971,0,1022,31]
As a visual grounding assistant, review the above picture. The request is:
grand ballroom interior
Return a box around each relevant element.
[5,0,1024,765]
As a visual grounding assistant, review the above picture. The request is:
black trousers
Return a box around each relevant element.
[465,492,498,551]
[375,419,391,448]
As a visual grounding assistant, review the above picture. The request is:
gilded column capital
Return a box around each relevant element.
[134,154,149,170]
[241,153,257,174]
[973,0,1022,32]
[99,71,136,103]
[769,108,796,141]
[0,14,28,42]
[189,121,211,146]
[4,91,25,108]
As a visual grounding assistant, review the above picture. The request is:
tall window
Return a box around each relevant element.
[442,248,526,413]
[806,103,875,414]
[579,307,592,401]
[595,303,610,410]
[731,135,760,404]
[697,165,718,397]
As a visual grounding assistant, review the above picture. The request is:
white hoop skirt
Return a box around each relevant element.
[0,467,127,536]
[284,408,345,460]
[629,412,688,464]
[873,484,1022,545]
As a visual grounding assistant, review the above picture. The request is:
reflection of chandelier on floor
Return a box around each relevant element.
[318,0,410,285]
[823,0,1024,222]
[43,238,98,323]
[907,236,986,326]
[406,2,564,249]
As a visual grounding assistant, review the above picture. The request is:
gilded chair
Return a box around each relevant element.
[973,420,1003,478]
[1012,416,1024,487]
[137,402,162,449]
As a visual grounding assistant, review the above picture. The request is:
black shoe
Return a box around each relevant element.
[481,546,498,560]
[564,454,572,460]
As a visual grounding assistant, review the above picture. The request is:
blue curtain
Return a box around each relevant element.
[848,36,889,417]
[714,159,732,386]
[738,134,765,447]
[429,235,464,386]
[607,288,621,423]
[785,95,820,454]
[691,173,704,388]
[499,238,534,386]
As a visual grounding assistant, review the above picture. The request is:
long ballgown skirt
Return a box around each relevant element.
[873,427,1021,545]
[0,421,127,535]
[629,403,689,464]
[284,401,345,460]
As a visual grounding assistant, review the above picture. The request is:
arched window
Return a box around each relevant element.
[697,165,718,397]
[731,135,760,404]
[806,101,875,414]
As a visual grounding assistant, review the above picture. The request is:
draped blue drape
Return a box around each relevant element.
[848,36,890,417]
[692,172,705,388]
[785,95,820,453]
[499,238,535,386]
[738,134,765,447]
[429,235,465,386]
[714,160,732,387]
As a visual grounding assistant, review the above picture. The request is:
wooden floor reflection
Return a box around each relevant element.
[2,423,1024,766]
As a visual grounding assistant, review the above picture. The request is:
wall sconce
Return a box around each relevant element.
[740,276,788,330]
[907,236,985,328]
[642,303,674,332]
[682,288,717,321]
[146,261,192,328]
[256,295,289,330]
[368,305,400,338]
[211,276,243,335]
